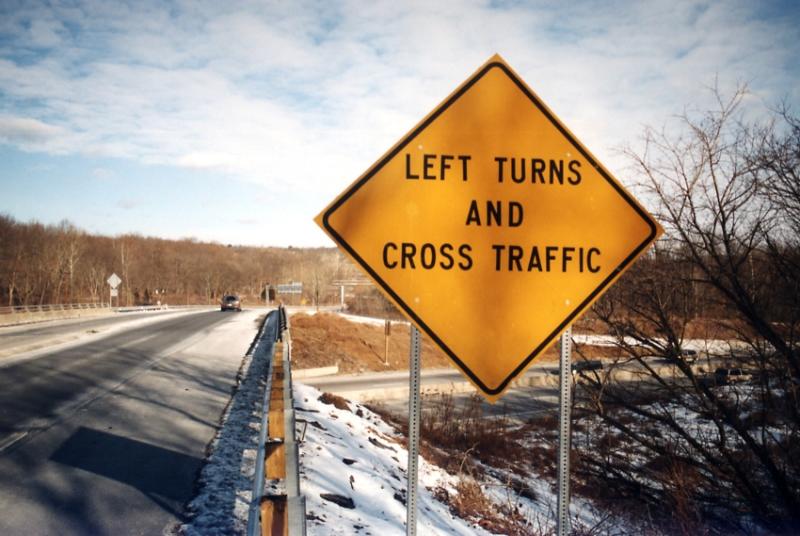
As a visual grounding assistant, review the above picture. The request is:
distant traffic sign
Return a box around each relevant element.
[107,273,122,289]
[315,54,662,401]
[277,282,303,295]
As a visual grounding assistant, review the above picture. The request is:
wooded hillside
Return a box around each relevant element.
[0,215,361,307]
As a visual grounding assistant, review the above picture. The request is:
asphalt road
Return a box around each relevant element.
[304,366,560,426]
[0,309,214,362]
[0,309,266,535]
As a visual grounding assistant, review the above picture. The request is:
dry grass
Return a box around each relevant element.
[421,393,534,470]
[317,392,352,412]
[290,313,457,372]
[369,392,551,534]
[431,475,540,535]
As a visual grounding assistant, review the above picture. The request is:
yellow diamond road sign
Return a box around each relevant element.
[315,54,663,402]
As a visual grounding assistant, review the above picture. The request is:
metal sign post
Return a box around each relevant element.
[385,320,391,366]
[107,273,121,308]
[557,325,573,536]
[406,326,422,536]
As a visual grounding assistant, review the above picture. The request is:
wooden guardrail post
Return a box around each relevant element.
[261,336,290,534]
[259,494,287,536]
[249,305,305,536]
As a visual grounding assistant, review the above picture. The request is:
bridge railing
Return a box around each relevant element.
[0,302,110,315]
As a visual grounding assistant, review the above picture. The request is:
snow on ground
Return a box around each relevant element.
[295,382,495,535]
[296,380,620,535]
[336,313,410,328]
[295,379,646,534]
[289,308,409,328]
[568,333,750,355]
[180,311,277,535]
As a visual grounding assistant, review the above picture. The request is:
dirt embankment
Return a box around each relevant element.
[290,313,448,373]
[290,312,563,373]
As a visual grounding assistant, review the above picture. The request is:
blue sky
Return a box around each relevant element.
[1,0,798,247]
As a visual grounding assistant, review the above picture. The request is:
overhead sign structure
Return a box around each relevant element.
[315,54,663,402]
[107,273,122,289]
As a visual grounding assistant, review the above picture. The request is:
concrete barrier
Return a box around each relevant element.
[0,307,114,327]
[293,365,339,379]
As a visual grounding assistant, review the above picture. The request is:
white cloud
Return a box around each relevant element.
[0,0,798,246]
[0,115,66,147]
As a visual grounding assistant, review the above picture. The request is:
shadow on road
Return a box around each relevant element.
[50,426,202,521]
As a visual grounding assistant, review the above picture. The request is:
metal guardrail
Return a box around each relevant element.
[247,305,306,536]
[279,304,288,338]
[247,316,276,535]
[0,302,110,315]
[0,303,210,317]
[114,304,190,313]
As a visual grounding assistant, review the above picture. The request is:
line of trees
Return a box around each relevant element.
[0,217,357,308]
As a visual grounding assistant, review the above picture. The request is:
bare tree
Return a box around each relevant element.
[573,87,800,534]
[0,216,351,308]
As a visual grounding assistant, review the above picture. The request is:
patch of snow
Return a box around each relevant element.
[336,313,410,327]
[296,382,495,535]
[572,333,751,356]
[296,381,627,534]
[290,309,409,328]
[180,311,277,535]
[476,462,610,534]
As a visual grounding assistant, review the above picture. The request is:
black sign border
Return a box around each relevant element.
[322,61,659,396]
